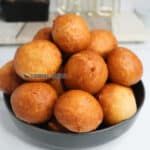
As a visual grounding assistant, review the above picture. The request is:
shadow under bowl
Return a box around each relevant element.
[3,81,145,150]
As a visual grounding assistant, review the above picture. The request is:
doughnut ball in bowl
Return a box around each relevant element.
[54,90,103,133]
[33,27,52,41]
[87,30,117,57]
[11,82,57,124]
[0,60,23,94]
[52,14,91,53]
[64,50,108,94]
[98,83,137,125]
[107,47,143,86]
[14,40,62,81]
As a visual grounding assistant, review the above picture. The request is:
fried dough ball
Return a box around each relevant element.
[33,27,52,41]
[14,40,62,81]
[98,83,137,125]
[11,83,57,124]
[64,50,108,94]
[0,60,23,94]
[107,47,143,86]
[52,14,91,53]
[87,30,117,57]
[54,90,103,133]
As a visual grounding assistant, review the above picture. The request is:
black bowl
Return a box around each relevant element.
[3,81,145,150]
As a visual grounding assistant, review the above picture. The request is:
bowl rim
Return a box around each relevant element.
[3,81,145,136]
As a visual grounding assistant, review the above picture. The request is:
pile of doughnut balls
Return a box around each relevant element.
[0,14,143,133]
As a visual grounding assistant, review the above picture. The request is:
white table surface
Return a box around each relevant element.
[0,43,150,150]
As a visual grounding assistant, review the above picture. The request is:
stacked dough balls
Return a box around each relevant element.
[0,14,143,133]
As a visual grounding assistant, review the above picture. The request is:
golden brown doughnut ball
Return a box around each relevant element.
[52,14,91,53]
[64,50,108,94]
[87,30,117,57]
[11,82,57,124]
[98,83,137,125]
[14,40,62,81]
[48,118,68,132]
[0,60,23,94]
[54,90,103,133]
[107,47,143,86]
[33,27,52,41]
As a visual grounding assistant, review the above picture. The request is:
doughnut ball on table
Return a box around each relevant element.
[54,90,103,133]
[98,83,137,125]
[87,30,117,57]
[64,50,108,94]
[107,47,143,86]
[14,40,62,81]
[11,83,57,124]
[52,14,91,53]
[33,27,53,41]
[0,60,23,94]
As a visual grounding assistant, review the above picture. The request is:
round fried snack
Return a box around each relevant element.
[52,14,91,53]
[64,50,108,94]
[11,83,57,124]
[0,60,23,94]
[87,30,117,57]
[14,40,62,81]
[107,47,143,86]
[54,90,103,133]
[98,83,137,125]
[33,27,52,41]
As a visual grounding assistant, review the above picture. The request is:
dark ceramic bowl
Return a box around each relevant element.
[3,81,145,150]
